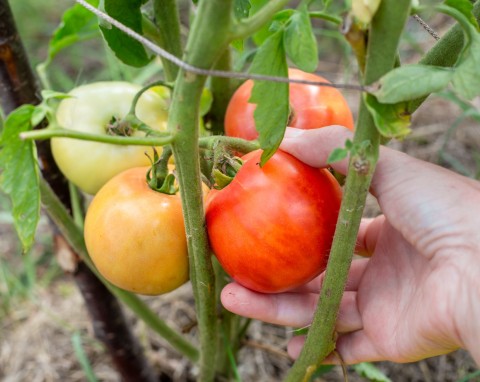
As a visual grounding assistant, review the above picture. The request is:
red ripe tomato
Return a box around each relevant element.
[205,149,342,293]
[224,68,355,140]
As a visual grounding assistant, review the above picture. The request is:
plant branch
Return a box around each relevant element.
[284,1,412,380]
[20,127,174,146]
[152,0,182,82]
[198,135,259,153]
[128,80,173,116]
[309,11,342,25]
[165,1,236,380]
[232,0,292,39]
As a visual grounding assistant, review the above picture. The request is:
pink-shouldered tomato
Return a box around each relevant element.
[205,149,342,293]
[224,68,355,140]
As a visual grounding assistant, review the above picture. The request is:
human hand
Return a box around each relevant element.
[221,126,480,365]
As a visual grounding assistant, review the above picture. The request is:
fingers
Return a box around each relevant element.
[288,331,382,363]
[221,282,318,327]
[336,292,362,333]
[280,127,478,247]
[281,126,466,203]
[281,126,352,174]
[221,283,363,332]
[355,216,385,257]
[330,331,383,364]
[293,257,369,294]
[287,335,306,359]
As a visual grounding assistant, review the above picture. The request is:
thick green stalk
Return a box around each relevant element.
[152,0,182,82]
[166,1,234,381]
[284,1,412,381]
[39,177,199,363]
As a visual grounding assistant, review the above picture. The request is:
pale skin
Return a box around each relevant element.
[221,126,480,365]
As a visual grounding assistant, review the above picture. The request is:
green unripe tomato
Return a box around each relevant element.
[51,82,169,194]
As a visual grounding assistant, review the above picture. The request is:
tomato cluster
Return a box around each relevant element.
[60,68,352,296]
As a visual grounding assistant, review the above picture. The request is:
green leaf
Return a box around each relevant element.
[353,362,392,382]
[307,365,335,381]
[99,0,151,68]
[444,0,479,29]
[248,30,289,165]
[40,90,71,101]
[234,0,251,19]
[452,33,480,100]
[71,332,99,382]
[45,0,100,64]
[200,88,213,117]
[0,106,41,252]
[270,9,295,31]
[0,112,4,135]
[436,3,480,100]
[30,106,48,128]
[438,90,480,123]
[231,39,245,52]
[364,94,411,139]
[327,147,349,163]
[284,8,319,73]
[251,0,275,45]
[321,0,333,10]
[374,64,454,104]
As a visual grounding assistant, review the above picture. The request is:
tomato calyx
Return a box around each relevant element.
[146,146,178,195]
[106,115,135,136]
[211,145,244,189]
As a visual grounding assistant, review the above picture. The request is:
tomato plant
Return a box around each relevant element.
[51,82,169,195]
[205,149,342,293]
[224,68,355,141]
[3,0,476,379]
[84,166,194,296]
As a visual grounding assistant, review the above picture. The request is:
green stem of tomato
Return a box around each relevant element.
[20,126,174,146]
[198,135,260,153]
[20,126,259,155]
[284,1,412,381]
[128,80,173,116]
[232,0,293,40]
[39,177,200,363]
[166,1,235,381]
[309,11,342,25]
[151,0,183,82]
